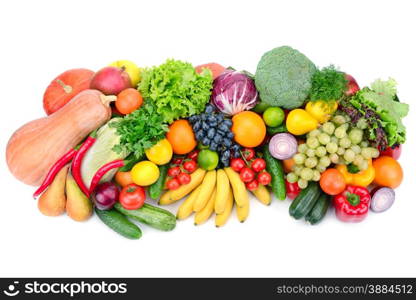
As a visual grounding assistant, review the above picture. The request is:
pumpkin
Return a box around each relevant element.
[43,68,95,115]
[6,89,115,186]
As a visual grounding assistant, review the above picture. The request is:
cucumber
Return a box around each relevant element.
[95,208,142,239]
[305,192,330,225]
[266,123,287,135]
[114,203,176,231]
[149,164,168,200]
[263,146,286,200]
[289,182,320,219]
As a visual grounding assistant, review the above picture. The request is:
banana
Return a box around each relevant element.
[193,170,216,212]
[176,185,202,220]
[170,168,206,201]
[215,189,234,227]
[251,184,271,206]
[194,187,216,225]
[215,169,230,214]
[236,198,249,223]
[224,167,249,208]
[158,190,174,205]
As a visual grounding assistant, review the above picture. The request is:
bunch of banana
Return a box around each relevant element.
[158,168,271,227]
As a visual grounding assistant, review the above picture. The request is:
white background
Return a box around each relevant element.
[0,0,415,277]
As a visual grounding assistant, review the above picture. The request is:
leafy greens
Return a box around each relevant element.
[139,59,213,124]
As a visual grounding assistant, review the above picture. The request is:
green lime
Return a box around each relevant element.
[263,107,285,127]
[252,102,270,114]
[197,149,219,171]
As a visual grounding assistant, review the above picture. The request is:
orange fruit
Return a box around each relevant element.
[373,156,403,188]
[115,171,134,187]
[167,119,197,154]
[231,111,266,148]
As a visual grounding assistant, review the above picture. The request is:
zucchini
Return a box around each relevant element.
[115,203,176,231]
[263,146,286,200]
[149,164,168,200]
[289,182,320,219]
[266,123,287,135]
[305,192,330,225]
[95,208,142,239]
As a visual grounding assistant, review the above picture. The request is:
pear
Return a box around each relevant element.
[38,165,68,216]
[286,109,319,135]
[65,172,93,222]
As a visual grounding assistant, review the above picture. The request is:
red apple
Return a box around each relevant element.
[90,66,132,95]
[345,74,360,96]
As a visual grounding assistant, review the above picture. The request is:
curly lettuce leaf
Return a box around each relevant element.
[139,59,213,123]
[351,78,408,145]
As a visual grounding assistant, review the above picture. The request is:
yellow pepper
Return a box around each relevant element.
[305,100,338,123]
[336,160,375,187]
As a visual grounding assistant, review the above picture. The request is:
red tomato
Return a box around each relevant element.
[285,180,301,200]
[119,184,145,210]
[257,171,271,185]
[251,158,266,172]
[183,160,197,173]
[187,150,199,161]
[242,148,255,161]
[231,158,245,172]
[379,145,402,160]
[246,179,259,191]
[240,167,255,183]
[167,178,181,190]
[172,157,183,165]
[168,166,181,177]
[320,168,346,195]
[177,172,191,185]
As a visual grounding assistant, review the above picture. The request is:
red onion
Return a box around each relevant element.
[92,182,119,210]
[370,187,395,213]
[269,133,298,160]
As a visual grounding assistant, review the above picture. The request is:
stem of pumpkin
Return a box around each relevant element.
[56,79,73,94]
[100,95,117,106]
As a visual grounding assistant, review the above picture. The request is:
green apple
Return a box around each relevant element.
[109,60,141,87]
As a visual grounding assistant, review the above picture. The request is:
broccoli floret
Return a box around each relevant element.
[255,46,316,109]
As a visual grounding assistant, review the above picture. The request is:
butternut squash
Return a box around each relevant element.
[6,89,116,186]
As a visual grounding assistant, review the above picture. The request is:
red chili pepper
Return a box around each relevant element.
[285,180,300,200]
[333,185,371,223]
[71,131,97,197]
[89,159,125,195]
[32,148,77,198]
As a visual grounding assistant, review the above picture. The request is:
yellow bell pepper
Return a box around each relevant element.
[336,160,375,187]
[305,100,338,123]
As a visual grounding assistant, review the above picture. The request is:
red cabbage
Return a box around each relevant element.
[211,70,258,115]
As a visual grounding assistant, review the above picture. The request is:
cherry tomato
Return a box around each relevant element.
[119,184,145,210]
[246,179,259,191]
[285,180,300,200]
[251,158,266,172]
[379,144,402,160]
[167,178,181,190]
[242,148,255,161]
[168,166,181,177]
[319,168,346,195]
[187,150,199,161]
[257,171,271,185]
[177,172,191,185]
[172,157,183,165]
[183,160,197,173]
[240,167,255,183]
[231,158,245,172]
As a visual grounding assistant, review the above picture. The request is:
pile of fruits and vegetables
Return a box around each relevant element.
[6,46,408,239]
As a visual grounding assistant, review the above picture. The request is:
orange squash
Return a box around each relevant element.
[6,89,115,186]
[43,68,95,115]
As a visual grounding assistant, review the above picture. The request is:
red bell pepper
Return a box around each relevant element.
[285,180,301,200]
[333,185,371,222]
[379,144,402,160]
